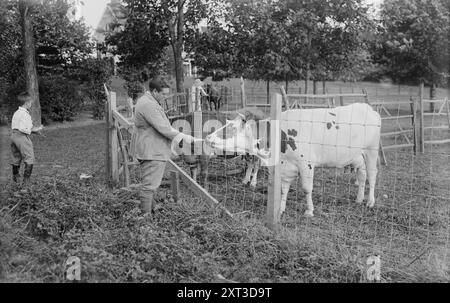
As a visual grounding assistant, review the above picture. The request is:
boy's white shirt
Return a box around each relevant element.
[11,106,33,135]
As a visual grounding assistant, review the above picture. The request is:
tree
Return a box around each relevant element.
[107,0,212,93]
[379,0,449,103]
[33,0,92,75]
[195,0,374,99]
[19,0,41,126]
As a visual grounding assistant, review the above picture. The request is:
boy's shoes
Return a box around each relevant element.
[12,165,20,183]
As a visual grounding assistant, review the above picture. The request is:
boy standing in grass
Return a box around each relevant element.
[10,92,42,185]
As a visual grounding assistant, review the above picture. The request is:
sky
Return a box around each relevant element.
[81,0,110,32]
[80,0,384,34]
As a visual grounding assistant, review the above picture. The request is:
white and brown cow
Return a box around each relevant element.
[206,103,381,217]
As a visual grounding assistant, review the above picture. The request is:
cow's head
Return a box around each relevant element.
[205,107,270,163]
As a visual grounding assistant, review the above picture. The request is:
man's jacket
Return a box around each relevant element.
[131,92,180,161]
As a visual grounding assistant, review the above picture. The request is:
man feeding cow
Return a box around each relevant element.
[205,103,381,218]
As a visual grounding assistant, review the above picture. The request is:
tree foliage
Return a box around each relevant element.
[193,0,375,85]
[107,0,212,93]
[377,0,450,86]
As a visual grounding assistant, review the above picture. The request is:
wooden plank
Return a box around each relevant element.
[410,98,417,155]
[379,141,387,165]
[424,125,450,130]
[381,129,414,137]
[421,99,447,103]
[166,160,233,217]
[240,76,246,108]
[381,115,413,120]
[370,101,414,106]
[286,93,366,98]
[446,99,450,129]
[362,88,370,105]
[105,87,111,188]
[116,122,130,187]
[423,112,449,116]
[267,93,282,230]
[382,143,415,150]
[339,88,344,106]
[418,83,425,153]
[280,86,289,109]
[110,92,119,185]
[170,171,181,202]
[424,139,450,145]
[112,109,134,128]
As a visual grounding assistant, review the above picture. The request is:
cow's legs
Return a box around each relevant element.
[280,161,298,217]
[300,163,315,217]
[249,159,260,188]
[280,180,291,216]
[364,149,379,208]
[354,155,367,204]
[355,166,367,204]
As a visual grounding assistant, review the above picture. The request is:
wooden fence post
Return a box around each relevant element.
[411,96,418,155]
[266,93,282,230]
[240,77,246,108]
[171,171,181,202]
[105,88,111,188]
[109,91,119,185]
[418,83,425,153]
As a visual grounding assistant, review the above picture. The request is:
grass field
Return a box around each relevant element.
[1,79,449,282]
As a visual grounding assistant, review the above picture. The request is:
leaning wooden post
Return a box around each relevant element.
[266,93,282,230]
[418,83,425,153]
[110,91,119,185]
[280,86,289,110]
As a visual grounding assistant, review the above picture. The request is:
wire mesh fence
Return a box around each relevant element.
[109,83,449,282]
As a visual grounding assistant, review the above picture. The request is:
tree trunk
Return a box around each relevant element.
[266,79,270,104]
[313,80,318,95]
[169,0,185,93]
[322,80,326,94]
[172,42,184,93]
[429,83,436,112]
[19,0,41,126]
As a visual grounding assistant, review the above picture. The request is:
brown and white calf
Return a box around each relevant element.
[205,103,381,217]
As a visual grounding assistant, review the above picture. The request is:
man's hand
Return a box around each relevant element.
[180,134,204,144]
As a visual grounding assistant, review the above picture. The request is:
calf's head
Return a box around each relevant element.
[205,108,270,163]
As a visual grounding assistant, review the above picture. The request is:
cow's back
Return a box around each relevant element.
[281,103,381,166]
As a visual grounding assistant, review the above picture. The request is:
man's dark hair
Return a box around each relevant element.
[17,92,32,105]
[148,77,168,92]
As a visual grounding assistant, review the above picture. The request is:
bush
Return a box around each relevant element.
[39,75,83,122]
[4,75,83,124]
[72,58,114,120]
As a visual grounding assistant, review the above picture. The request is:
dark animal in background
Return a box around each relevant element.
[202,84,223,111]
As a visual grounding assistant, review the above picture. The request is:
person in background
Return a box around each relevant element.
[10,92,43,185]
[131,77,198,215]
[190,78,208,111]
